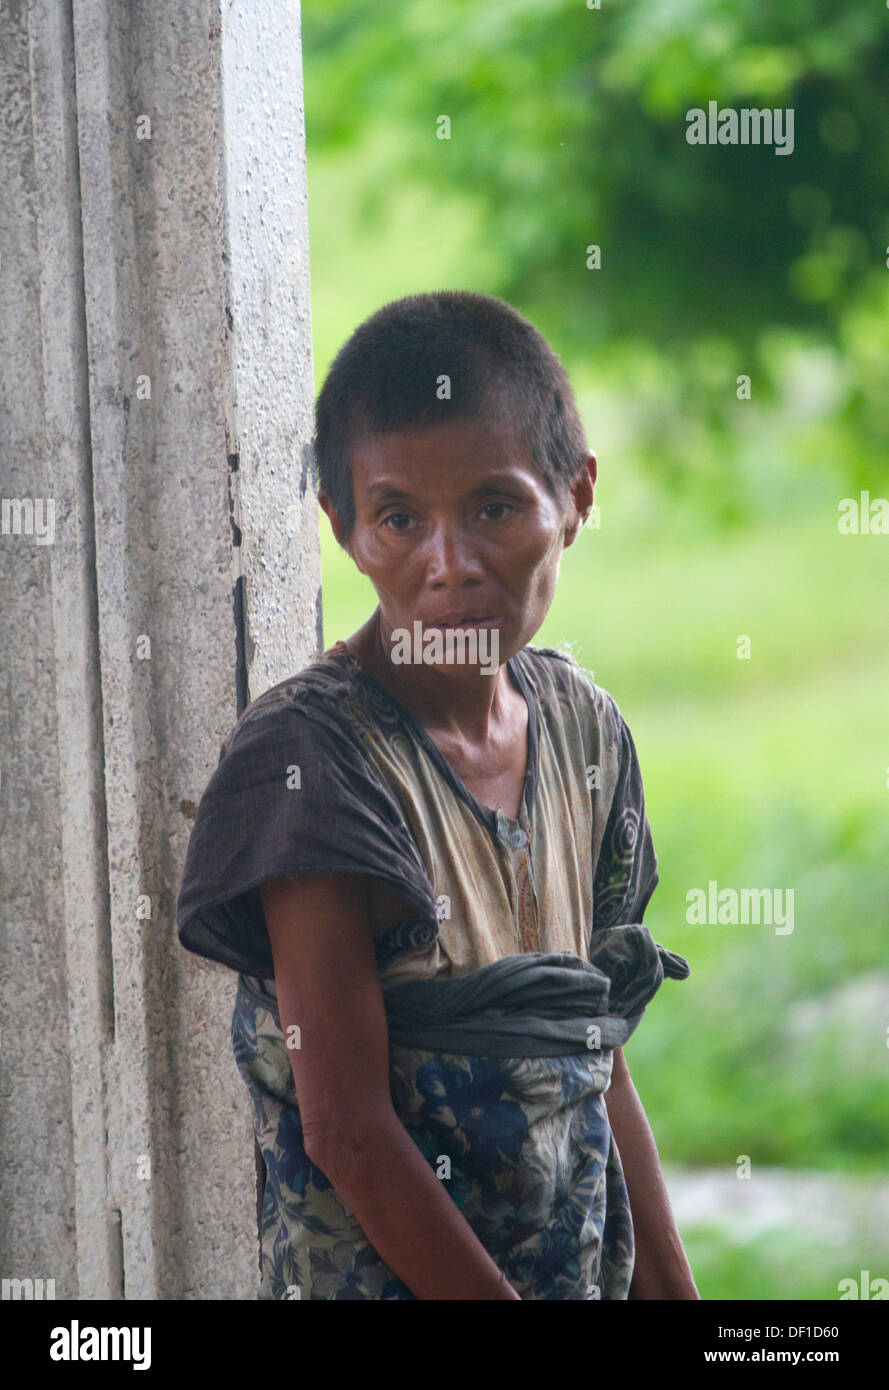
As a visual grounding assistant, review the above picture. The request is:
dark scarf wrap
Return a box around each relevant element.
[381,924,689,1057]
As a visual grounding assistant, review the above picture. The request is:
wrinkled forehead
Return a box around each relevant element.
[349,414,547,503]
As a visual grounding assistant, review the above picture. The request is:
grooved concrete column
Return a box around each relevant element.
[0,0,319,1298]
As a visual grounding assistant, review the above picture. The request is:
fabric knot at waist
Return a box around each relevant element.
[381,924,690,1057]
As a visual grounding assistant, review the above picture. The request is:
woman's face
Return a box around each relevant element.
[320,414,596,663]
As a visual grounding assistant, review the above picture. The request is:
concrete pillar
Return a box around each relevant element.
[0,0,319,1298]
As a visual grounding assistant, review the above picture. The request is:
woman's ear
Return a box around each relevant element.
[319,493,362,567]
[564,452,597,546]
[319,492,345,546]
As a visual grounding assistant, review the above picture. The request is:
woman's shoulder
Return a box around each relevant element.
[516,641,624,736]
[178,644,441,978]
[218,646,366,760]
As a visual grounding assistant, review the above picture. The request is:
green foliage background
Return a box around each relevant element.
[300,0,889,1298]
[305,0,889,522]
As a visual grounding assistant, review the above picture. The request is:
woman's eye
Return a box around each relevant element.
[381,503,514,530]
[481,501,514,521]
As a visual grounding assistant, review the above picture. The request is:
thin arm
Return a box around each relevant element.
[604,1045,700,1299]
[261,872,521,1301]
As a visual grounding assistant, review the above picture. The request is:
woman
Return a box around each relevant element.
[177,290,697,1300]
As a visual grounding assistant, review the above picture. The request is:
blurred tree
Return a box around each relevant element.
[303,0,889,506]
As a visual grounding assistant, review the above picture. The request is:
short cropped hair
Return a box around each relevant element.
[312,290,589,549]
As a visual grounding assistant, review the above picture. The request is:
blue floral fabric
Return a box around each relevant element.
[233,971,635,1300]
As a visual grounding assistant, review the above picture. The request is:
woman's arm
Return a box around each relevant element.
[604,1046,700,1299]
[260,872,521,1301]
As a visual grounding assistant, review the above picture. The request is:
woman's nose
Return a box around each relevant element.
[422,522,486,584]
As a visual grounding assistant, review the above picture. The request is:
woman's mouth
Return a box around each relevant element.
[428,616,498,630]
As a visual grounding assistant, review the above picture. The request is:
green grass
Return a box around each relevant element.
[683,1222,889,1301]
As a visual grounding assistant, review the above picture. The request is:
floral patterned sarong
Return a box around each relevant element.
[232,931,689,1300]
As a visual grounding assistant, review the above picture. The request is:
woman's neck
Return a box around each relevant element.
[340,607,519,745]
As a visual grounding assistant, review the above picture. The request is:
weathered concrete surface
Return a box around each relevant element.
[1,0,317,1298]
